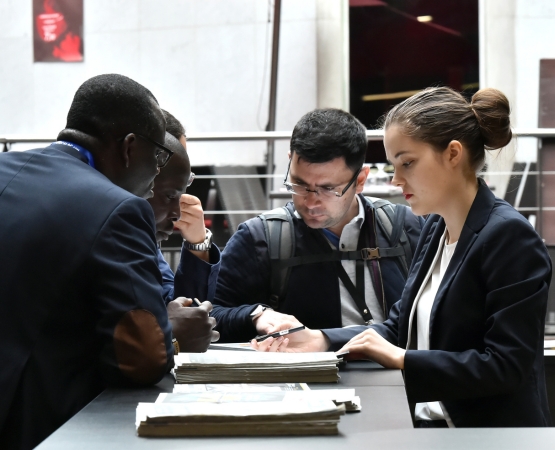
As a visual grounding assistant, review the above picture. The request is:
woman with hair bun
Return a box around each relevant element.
[333,86,553,427]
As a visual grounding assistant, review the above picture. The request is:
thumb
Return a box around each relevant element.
[173,297,193,307]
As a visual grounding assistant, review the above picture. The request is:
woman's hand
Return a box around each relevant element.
[338,328,406,369]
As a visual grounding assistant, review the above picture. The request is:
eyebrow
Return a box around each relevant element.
[290,173,336,188]
[393,150,410,159]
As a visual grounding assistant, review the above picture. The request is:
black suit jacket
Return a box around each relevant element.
[327,180,552,427]
[0,145,174,449]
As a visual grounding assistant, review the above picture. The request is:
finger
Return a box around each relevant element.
[211,330,220,342]
[208,317,217,328]
[253,336,274,352]
[268,336,285,352]
[198,301,213,314]
[277,337,290,352]
[171,297,193,307]
[180,194,202,206]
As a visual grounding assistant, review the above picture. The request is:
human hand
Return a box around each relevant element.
[253,309,302,336]
[250,327,329,353]
[337,328,405,369]
[167,298,219,353]
[174,194,206,245]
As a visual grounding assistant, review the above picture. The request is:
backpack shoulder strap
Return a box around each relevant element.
[366,197,412,275]
[258,207,295,309]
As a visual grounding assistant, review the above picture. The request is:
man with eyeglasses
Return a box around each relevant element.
[0,74,213,450]
[211,108,424,346]
[147,111,221,352]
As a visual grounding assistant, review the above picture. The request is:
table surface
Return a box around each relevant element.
[37,360,555,450]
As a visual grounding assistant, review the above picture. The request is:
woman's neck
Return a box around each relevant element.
[442,177,479,245]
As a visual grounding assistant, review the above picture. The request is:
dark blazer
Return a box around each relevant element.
[212,195,423,342]
[0,145,174,449]
[158,245,221,305]
[325,180,552,427]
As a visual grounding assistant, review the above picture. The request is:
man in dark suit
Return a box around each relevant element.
[0,74,215,449]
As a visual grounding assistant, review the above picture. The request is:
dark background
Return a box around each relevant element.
[349,0,479,163]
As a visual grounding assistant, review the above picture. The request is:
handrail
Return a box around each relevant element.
[3,128,555,145]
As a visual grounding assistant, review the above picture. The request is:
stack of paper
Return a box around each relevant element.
[163,388,361,412]
[172,382,310,393]
[136,400,345,437]
[174,350,341,383]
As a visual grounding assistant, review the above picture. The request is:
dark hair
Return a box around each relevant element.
[382,86,512,171]
[65,74,163,141]
[162,109,186,140]
[290,108,368,172]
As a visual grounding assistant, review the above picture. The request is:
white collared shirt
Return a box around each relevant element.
[406,229,457,426]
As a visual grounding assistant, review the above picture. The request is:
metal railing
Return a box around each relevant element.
[2,128,554,222]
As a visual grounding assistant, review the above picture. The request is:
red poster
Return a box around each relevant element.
[33,0,83,62]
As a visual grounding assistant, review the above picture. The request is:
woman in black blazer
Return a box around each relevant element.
[335,86,553,427]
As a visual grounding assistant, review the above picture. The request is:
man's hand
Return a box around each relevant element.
[167,297,219,353]
[337,328,405,369]
[173,194,209,261]
[253,309,302,336]
[251,327,329,353]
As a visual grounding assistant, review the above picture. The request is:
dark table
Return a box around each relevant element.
[37,360,555,450]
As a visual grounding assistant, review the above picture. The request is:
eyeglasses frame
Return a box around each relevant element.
[282,158,362,199]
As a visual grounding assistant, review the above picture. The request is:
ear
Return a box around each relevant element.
[355,165,370,194]
[118,133,137,168]
[287,151,291,160]
[445,140,463,168]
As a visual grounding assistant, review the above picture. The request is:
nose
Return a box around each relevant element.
[303,190,320,209]
[391,170,403,187]
[168,197,181,220]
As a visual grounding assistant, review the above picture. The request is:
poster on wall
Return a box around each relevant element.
[33,0,83,62]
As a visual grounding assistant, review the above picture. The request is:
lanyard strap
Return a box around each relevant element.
[52,141,96,168]
[334,217,375,324]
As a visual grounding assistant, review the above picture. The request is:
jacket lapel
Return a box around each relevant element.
[398,219,443,346]
[428,179,496,335]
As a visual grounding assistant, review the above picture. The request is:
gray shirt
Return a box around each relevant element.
[324,196,384,326]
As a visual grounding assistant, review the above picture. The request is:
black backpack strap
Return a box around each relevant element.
[259,207,295,310]
[368,197,411,276]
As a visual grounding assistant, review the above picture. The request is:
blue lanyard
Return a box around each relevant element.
[53,140,96,169]
[322,228,340,249]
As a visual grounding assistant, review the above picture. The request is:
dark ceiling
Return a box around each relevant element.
[349,0,479,162]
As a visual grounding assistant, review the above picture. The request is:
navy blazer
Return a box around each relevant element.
[0,145,174,449]
[325,180,552,427]
[158,245,221,305]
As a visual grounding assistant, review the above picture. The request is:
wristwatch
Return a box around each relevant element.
[250,304,271,321]
[183,228,212,251]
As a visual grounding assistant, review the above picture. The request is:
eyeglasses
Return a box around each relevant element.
[187,172,195,187]
[134,134,174,168]
[283,159,362,201]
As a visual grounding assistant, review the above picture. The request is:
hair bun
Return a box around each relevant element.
[471,88,512,150]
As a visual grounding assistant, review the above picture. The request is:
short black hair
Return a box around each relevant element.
[290,108,368,172]
[162,109,186,140]
[65,74,163,141]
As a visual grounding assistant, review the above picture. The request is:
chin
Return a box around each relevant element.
[156,232,169,242]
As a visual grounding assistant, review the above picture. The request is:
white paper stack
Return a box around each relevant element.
[174,350,341,383]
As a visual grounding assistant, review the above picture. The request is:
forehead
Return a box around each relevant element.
[384,125,429,160]
[290,155,351,182]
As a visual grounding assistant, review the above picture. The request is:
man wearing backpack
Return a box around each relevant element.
[211,108,423,345]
